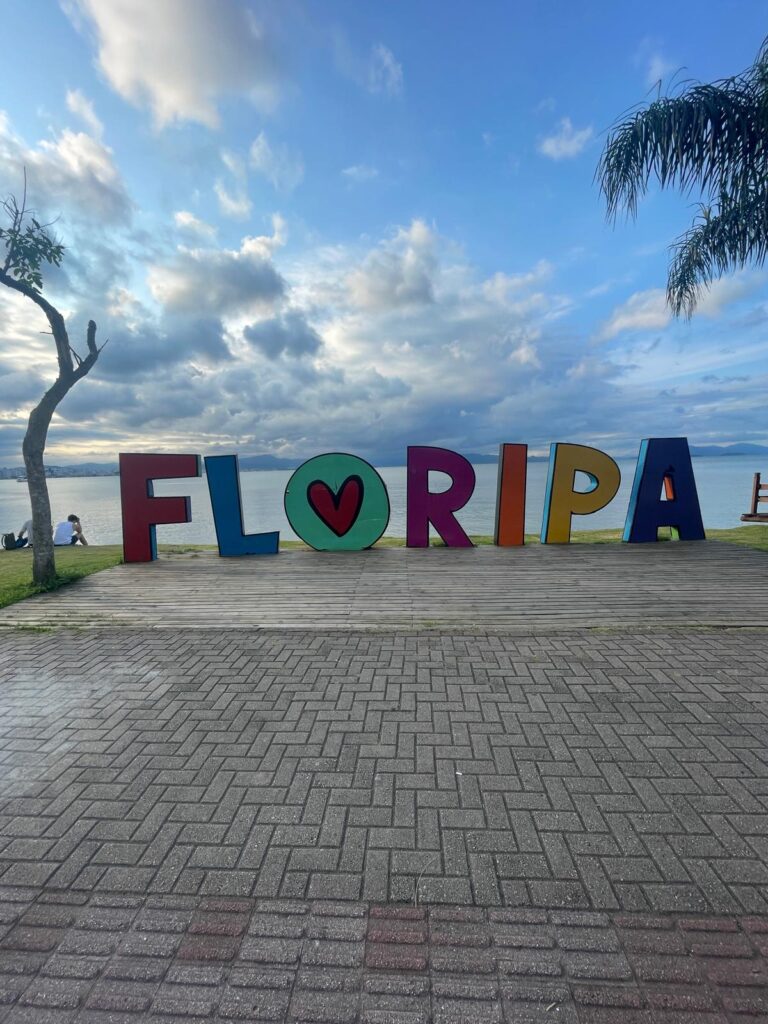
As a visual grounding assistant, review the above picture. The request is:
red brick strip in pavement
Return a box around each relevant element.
[0,891,767,1021]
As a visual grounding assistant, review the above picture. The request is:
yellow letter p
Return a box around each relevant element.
[540,443,621,544]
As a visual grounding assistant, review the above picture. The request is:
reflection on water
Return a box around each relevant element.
[0,454,757,547]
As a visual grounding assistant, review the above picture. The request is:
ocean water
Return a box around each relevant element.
[0,454,759,547]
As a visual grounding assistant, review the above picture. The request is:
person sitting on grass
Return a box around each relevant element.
[53,514,89,546]
[17,519,32,548]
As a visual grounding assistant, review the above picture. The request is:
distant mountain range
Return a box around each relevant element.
[688,443,768,457]
[2,443,768,479]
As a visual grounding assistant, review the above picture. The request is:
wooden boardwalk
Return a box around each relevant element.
[4,540,768,630]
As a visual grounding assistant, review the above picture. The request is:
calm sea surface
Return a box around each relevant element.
[0,455,760,547]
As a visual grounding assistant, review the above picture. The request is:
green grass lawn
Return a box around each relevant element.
[2,526,767,610]
[0,545,125,610]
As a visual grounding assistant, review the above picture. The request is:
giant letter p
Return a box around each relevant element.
[541,443,621,544]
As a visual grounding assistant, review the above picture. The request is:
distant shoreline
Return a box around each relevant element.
[2,445,768,480]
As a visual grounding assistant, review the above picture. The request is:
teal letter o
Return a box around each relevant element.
[284,452,390,551]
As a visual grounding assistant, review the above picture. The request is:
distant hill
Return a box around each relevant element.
[3,442,768,480]
[689,443,768,457]
[237,455,301,471]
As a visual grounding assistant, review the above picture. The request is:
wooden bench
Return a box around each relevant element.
[741,472,768,522]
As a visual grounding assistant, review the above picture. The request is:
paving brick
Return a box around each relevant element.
[85,980,157,1012]
[433,999,502,1023]
[238,937,302,965]
[1,928,63,953]
[563,951,632,980]
[367,920,426,945]
[289,991,359,1023]
[40,957,103,980]
[303,938,364,968]
[103,957,167,982]
[20,978,91,1010]
[366,942,427,971]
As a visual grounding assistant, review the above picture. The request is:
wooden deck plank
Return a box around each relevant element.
[3,540,767,631]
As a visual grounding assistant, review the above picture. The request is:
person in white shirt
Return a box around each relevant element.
[53,514,88,546]
[17,519,33,547]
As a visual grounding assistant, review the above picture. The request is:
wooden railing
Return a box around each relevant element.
[741,472,768,522]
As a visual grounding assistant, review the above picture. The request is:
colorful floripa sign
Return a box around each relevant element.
[119,437,706,562]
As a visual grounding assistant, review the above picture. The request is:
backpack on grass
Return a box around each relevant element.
[1,533,16,550]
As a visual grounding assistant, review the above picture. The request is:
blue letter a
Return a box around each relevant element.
[623,438,705,543]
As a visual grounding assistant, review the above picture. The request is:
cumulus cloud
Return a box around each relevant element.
[249,133,304,192]
[342,164,379,182]
[368,44,403,96]
[243,311,322,359]
[65,0,281,127]
[347,219,437,310]
[0,111,131,224]
[95,314,232,378]
[0,364,46,404]
[538,118,593,160]
[148,231,285,317]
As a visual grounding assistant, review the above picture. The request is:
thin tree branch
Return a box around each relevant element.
[0,268,74,376]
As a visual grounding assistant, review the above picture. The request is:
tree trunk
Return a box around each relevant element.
[22,398,58,587]
[0,253,103,589]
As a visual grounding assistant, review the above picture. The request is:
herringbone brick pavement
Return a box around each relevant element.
[1,628,768,915]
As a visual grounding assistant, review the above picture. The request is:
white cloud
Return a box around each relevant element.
[342,164,379,182]
[66,0,281,128]
[368,44,403,96]
[695,273,764,316]
[538,118,593,160]
[597,289,669,341]
[174,210,217,238]
[482,261,553,303]
[646,53,677,87]
[215,151,252,219]
[249,133,304,192]
[215,181,252,220]
[347,219,437,310]
[634,38,678,88]
[598,273,765,341]
[243,310,322,360]
[509,331,542,368]
[0,110,130,224]
[65,89,103,137]
[148,229,285,317]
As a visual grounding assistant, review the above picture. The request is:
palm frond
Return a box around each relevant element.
[597,36,768,222]
[598,85,766,221]
[667,189,768,317]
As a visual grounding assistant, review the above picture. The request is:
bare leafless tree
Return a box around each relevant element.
[0,173,106,586]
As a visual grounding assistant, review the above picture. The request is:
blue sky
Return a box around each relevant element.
[1,0,767,465]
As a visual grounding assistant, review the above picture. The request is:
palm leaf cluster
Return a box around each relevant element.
[597,38,768,317]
